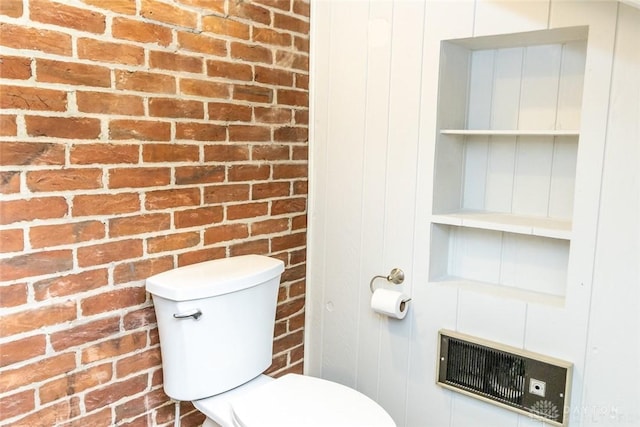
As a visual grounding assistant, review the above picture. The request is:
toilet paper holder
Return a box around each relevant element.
[369,268,405,293]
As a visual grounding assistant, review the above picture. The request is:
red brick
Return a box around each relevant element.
[34,268,109,301]
[40,363,113,403]
[110,119,171,141]
[0,56,31,79]
[228,164,271,181]
[229,1,270,25]
[149,98,204,119]
[208,102,252,121]
[115,70,176,94]
[30,220,105,249]
[113,256,173,284]
[292,213,307,229]
[123,306,157,330]
[0,283,27,308]
[149,50,203,73]
[116,348,162,378]
[57,408,113,427]
[82,0,136,15]
[202,16,250,39]
[203,184,250,203]
[0,335,46,368]
[109,167,171,188]
[174,206,224,228]
[82,332,147,365]
[26,168,103,192]
[277,88,308,106]
[177,247,225,267]
[145,188,200,210]
[70,143,139,165]
[226,202,268,220]
[175,122,226,141]
[141,0,197,28]
[0,85,67,111]
[253,27,292,47]
[36,58,110,87]
[295,109,309,125]
[230,42,272,64]
[229,239,269,256]
[233,84,273,103]
[73,193,140,216]
[0,196,68,225]
[274,12,309,34]
[274,126,308,142]
[252,144,290,160]
[180,78,229,99]
[0,228,23,253]
[228,125,271,141]
[50,316,120,352]
[77,91,145,115]
[177,31,227,56]
[0,390,35,420]
[206,60,252,81]
[115,387,167,422]
[0,23,72,56]
[251,218,289,236]
[0,300,76,338]
[81,287,147,316]
[272,231,306,251]
[204,223,249,245]
[175,0,224,13]
[204,144,249,162]
[0,0,23,18]
[148,231,200,253]
[143,143,199,162]
[31,0,106,34]
[84,374,148,412]
[254,107,293,124]
[78,37,144,65]
[77,239,143,267]
[293,0,310,17]
[271,197,306,215]
[295,72,309,89]
[0,142,65,166]
[274,163,308,179]
[0,171,20,194]
[0,249,74,282]
[0,114,17,136]
[5,399,81,427]
[175,165,225,185]
[112,17,172,46]
[276,50,308,71]
[294,35,309,54]
[25,116,101,139]
[109,213,171,237]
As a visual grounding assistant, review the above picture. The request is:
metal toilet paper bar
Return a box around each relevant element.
[369,268,411,304]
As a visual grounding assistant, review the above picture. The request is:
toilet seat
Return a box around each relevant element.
[231,374,395,427]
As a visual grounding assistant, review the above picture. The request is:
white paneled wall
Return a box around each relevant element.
[307,1,639,426]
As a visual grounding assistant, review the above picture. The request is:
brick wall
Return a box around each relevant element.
[0,0,309,425]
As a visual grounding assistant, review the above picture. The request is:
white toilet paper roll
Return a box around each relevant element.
[370,288,410,320]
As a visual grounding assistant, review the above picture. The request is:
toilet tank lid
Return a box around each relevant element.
[145,255,285,301]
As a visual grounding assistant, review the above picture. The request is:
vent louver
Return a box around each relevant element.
[437,330,572,426]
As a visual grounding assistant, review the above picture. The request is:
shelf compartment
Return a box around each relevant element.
[440,129,580,136]
[431,211,571,240]
[429,224,569,300]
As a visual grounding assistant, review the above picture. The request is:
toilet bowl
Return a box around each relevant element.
[146,255,395,427]
[195,374,395,427]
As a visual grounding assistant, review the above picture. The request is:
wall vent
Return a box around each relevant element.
[437,330,572,426]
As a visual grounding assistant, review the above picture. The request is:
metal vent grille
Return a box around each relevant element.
[438,330,572,427]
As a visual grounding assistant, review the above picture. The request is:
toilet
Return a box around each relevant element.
[146,254,396,427]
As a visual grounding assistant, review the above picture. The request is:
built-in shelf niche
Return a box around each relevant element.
[430,26,588,303]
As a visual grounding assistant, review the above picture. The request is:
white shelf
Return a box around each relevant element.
[430,276,566,307]
[440,129,580,137]
[431,211,572,240]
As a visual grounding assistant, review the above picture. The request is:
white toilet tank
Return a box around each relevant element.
[146,255,285,401]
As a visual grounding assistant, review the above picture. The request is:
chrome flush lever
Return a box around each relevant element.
[173,309,202,320]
